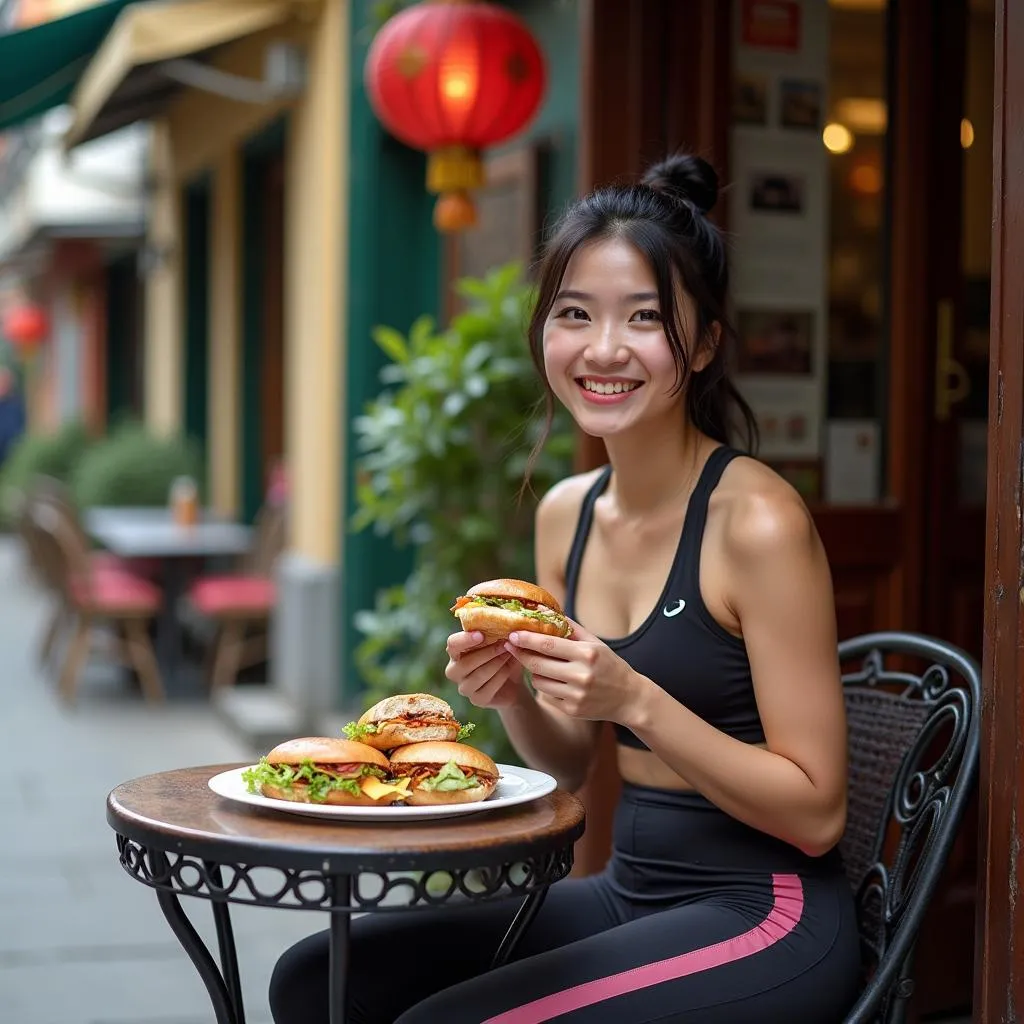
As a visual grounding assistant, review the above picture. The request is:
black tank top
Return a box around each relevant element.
[563,446,766,750]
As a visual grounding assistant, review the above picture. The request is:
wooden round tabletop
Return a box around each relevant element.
[107,764,586,873]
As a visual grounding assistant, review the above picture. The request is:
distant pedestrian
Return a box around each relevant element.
[0,365,26,467]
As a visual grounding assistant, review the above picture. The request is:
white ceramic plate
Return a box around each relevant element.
[207,764,557,823]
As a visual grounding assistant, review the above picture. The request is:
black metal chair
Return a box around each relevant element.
[837,632,981,1024]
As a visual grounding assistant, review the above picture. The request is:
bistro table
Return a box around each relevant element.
[107,764,586,1024]
[84,508,253,696]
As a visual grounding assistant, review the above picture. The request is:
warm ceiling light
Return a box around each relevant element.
[834,97,887,134]
[823,122,854,154]
[961,118,975,148]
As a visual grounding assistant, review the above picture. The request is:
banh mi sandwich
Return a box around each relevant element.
[388,741,499,806]
[451,578,572,643]
[241,737,412,805]
[343,692,474,751]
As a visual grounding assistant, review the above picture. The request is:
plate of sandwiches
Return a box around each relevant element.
[208,692,557,822]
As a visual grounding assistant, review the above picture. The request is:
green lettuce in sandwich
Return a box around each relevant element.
[241,736,411,806]
[388,740,499,806]
[451,578,572,643]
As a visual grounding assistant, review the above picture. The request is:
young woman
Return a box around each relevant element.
[269,154,862,1023]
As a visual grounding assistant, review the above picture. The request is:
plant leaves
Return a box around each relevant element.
[351,262,574,764]
[371,325,410,364]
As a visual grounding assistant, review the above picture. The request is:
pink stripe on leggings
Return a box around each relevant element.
[483,872,805,1024]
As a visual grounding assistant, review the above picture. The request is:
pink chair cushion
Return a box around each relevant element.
[71,567,162,612]
[190,575,275,616]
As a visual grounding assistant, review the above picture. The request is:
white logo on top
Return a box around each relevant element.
[663,599,686,618]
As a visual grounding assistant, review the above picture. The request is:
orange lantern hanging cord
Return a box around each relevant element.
[365,1,546,233]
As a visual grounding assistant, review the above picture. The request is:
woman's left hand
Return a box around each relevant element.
[503,619,646,724]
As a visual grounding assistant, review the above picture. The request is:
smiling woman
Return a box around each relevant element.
[524,156,758,476]
[269,154,861,1024]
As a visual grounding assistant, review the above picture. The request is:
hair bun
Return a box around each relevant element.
[641,153,719,215]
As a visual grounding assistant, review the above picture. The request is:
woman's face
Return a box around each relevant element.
[542,237,702,440]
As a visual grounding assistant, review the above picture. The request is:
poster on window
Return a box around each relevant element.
[824,420,880,504]
[730,0,829,460]
[741,0,802,53]
[739,378,821,460]
[736,307,815,376]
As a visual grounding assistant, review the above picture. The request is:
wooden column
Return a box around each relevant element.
[571,0,731,877]
[974,0,1024,1017]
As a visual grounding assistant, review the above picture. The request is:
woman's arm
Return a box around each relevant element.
[625,492,848,856]
[497,479,603,791]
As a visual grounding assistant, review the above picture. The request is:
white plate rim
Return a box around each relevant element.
[207,763,557,822]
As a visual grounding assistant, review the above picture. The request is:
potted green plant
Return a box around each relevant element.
[71,421,204,509]
[0,420,93,527]
[351,262,574,762]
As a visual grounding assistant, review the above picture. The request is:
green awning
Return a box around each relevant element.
[0,1,134,132]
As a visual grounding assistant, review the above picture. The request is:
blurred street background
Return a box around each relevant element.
[0,535,319,1023]
[0,0,1009,1020]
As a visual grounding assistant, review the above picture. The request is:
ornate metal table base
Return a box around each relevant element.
[117,835,575,1024]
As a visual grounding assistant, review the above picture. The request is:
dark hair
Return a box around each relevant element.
[525,153,758,476]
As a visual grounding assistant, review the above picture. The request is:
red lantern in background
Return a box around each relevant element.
[2,302,49,357]
[365,0,546,232]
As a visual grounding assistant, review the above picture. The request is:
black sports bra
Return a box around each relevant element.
[563,446,766,750]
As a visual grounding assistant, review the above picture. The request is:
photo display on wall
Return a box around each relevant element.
[729,0,830,497]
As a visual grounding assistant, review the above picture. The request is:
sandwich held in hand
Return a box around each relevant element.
[241,737,412,805]
[451,578,572,643]
[389,741,499,805]
[343,692,475,751]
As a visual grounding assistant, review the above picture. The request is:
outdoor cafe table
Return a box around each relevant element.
[106,764,586,1024]
[83,507,254,696]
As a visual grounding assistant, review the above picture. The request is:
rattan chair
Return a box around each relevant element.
[837,632,980,1023]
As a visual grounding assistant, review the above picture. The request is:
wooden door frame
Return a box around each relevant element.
[888,7,983,1011]
[885,0,934,636]
[974,0,1024,1015]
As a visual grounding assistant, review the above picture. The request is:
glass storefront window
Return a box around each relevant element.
[729,0,890,504]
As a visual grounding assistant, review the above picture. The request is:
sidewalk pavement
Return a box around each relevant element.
[0,538,319,1024]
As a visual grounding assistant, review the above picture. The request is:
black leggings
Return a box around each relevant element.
[270,785,863,1023]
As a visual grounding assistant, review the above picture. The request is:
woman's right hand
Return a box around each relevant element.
[445,631,525,709]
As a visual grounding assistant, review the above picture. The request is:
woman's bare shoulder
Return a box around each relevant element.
[713,455,820,563]
[536,468,606,530]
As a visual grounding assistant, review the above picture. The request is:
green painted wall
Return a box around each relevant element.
[182,175,211,457]
[338,0,581,703]
[104,253,141,425]
[240,119,287,523]
[240,152,265,524]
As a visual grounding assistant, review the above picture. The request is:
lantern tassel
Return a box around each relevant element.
[434,191,478,232]
[427,146,484,232]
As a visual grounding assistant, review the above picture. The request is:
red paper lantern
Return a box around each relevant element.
[2,303,49,355]
[365,0,546,232]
